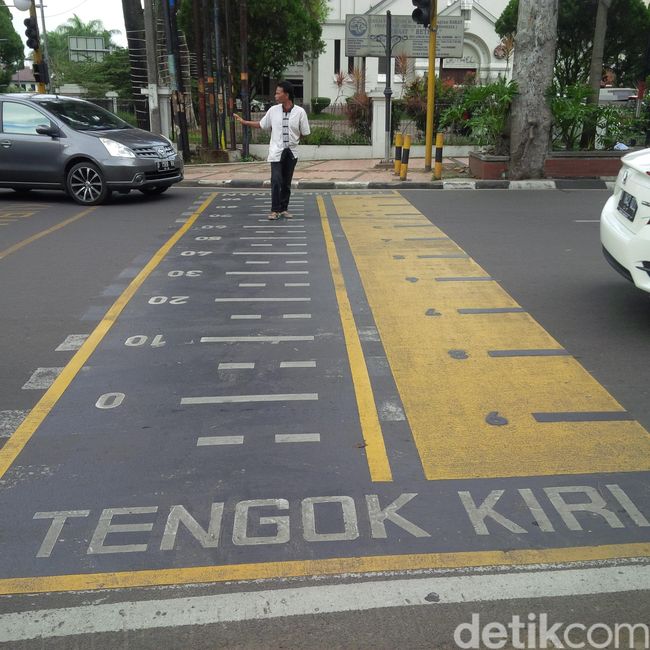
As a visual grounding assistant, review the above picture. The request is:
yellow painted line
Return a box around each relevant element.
[0,194,217,479]
[318,195,392,482]
[333,194,650,480]
[0,207,95,260]
[0,542,649,596]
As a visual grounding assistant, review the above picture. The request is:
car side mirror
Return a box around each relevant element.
[36,124,60,138]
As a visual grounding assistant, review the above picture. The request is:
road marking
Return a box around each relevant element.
[283,314,311,319]
[533,411,635,423]
[0,411,29,439]
[458,307,527,314]
[435,277,494,282]
[244,225,305,229]
[251,244,273,247]
[238,283,267,287]
[318,195,392,482]
[1,562,649,640]
[280,361,316,368]
[488,349,571,357]
[55,335,89,352]
[226,271,308,275]
[21,368,63,390]
[197,436,244,446]
[245,261,270,265]
[333,193,650,480]
[240,237,306,240]
[0,193,218,480]
[285,282,310,287]
[181,393,319,405]
[0,207,96,261]
[218,362,255,370]
[275,433,321,443]
[201,336,314,343]
[233,251,308,255]
[230,314,262,320]
[216,297,310,302]
[287,243,307,247]
[286,260,309,264]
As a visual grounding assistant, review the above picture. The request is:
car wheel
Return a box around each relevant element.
[66,162,109,205]
[139,186,169,195]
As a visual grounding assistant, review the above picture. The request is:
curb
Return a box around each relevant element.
[182,178,615,191]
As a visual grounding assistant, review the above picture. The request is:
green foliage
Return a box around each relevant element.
[0,1,24,90]
[115,109,137,126]
[548,82,648,150]
[496,0,650,90]
[311,97,331,114]
[46,14,122,89]
[403,76,468,133]
[65,48,132,98]
[439,78,518,154]
[178,0,327,99]
[345,92,371,140]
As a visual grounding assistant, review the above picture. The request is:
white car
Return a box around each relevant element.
[600,147,650,294]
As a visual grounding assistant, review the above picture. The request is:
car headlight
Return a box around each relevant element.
[99,137,135,158]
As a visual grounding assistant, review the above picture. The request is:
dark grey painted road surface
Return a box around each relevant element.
[0,187,648,649]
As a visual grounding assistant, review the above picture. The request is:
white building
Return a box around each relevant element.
[302,0,511,108]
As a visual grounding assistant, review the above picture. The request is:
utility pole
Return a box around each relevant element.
[213,0,227,148]
[383,11,393,164]
[162,0,190,159]
[239,0,250,158]
[424,0,438,172]
[143,0,161,134]
[193,0,209,151]
[223,0,237,149]
[204,0,219,150]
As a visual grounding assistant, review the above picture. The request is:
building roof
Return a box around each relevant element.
[11,67,35,83]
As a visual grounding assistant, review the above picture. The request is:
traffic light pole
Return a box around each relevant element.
[424,0,438,172]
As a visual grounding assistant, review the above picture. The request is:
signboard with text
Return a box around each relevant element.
[345,15,464,59]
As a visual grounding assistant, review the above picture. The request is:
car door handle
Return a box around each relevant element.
[0,141,11,149]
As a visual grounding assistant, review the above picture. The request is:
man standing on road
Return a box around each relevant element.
[234,81,310,220]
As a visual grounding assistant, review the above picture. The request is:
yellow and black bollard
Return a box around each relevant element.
[400,134,412,181]
[394,132,403,175]
[434,132,444,180]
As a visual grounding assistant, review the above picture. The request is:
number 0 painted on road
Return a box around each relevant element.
[96,392,125,409]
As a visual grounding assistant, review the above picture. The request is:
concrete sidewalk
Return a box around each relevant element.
[181,156,471,188]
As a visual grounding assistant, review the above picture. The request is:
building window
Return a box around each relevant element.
[378,56,388,76]
[348,56,354,74]
[334,39,341,73]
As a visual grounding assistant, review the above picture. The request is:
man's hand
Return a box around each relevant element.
[233,113,243,123]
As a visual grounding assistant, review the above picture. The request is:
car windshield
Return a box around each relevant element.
[37,99,130,131]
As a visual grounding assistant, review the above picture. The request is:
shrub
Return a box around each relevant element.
[312,97,331,114]
[303,126,335,145]
[346,92,371,140]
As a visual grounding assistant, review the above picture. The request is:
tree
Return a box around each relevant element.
[120,0,148,129]
[0,0,25,90]
[178,0,327,100]
[65,48,132,98]
[47,15,121,87]
[509,0,559,179]
[496,0,650,90]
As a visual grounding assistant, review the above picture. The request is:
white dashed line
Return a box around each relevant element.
[245,261,270,265]
[226,271,308,275]
[55,334,89,352]
[238,283,267,287]
[22,368,64,390]
[218,363,255,370]
[230,314,262,320]
[283,314,311,319]
[197,436,244,446]
[201,336,314,343]
[275,433,321,443]
[280,361,317,368]
[215,297,310,302]
[285,282,310,287]
[181,393,319,405]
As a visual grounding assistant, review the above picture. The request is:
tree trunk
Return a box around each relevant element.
[581,0,611,148]
[509,0,559,180]
[121,0,149,130]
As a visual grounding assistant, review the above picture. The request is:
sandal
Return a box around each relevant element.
[268,212,280,220]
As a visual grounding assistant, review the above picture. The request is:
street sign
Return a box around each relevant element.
[345,14,464,59]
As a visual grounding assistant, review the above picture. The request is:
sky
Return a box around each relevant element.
[8,0,128,54]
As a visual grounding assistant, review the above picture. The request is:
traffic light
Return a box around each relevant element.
[24,16,40,51]
[412,0,432,27]
[32,61,49,85]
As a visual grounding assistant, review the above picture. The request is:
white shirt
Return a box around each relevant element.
[259,104,310,162]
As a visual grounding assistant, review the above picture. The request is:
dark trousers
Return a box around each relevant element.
[270,154,297,213]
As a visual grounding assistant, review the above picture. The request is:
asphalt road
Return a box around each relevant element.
[0,186,648,649]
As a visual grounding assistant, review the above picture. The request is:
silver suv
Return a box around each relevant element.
[0,93,183,205]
